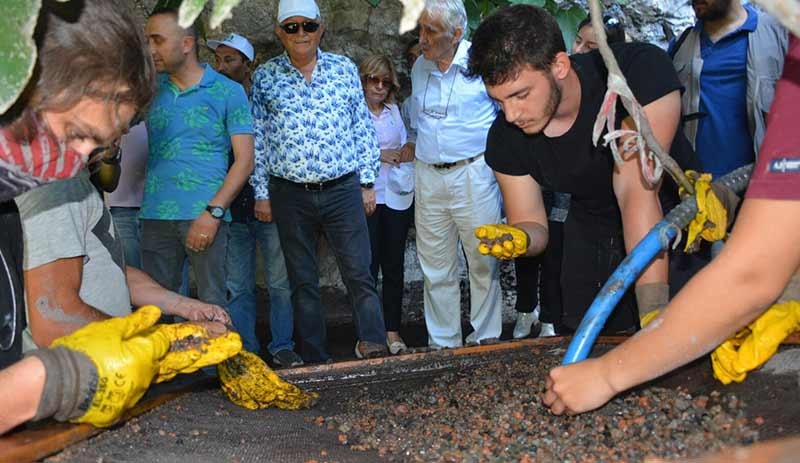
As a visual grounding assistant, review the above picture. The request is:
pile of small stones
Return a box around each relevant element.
[315,353,759,462]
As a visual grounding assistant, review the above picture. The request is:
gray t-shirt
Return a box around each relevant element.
[16,170,131,350]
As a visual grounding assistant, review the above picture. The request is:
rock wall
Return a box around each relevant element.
[133,0,695,84]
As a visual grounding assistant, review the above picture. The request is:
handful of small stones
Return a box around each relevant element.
[314,352,758,462]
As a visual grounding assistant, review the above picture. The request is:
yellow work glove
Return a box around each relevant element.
[711,301,800,385]
[680,171,731,252]
[218,350,317,410]
[475,224,529,260]
[41,305,171,427]
[149,323,243,383]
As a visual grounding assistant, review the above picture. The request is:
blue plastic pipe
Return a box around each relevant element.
[562,164,754,365]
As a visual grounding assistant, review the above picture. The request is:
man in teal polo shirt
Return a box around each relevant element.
[142,8,255,310]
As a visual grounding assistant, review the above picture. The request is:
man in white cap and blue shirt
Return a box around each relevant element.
[207,33,302,368]
[249,0,388,363]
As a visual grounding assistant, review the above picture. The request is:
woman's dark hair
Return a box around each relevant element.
[6,0,156,140]
[577,14,626,44]
[466,5,565,86]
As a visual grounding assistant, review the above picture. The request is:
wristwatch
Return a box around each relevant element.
[360,182,374,189]
[205,205,225,219]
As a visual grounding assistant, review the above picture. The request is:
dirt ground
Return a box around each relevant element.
[45,344,800,463]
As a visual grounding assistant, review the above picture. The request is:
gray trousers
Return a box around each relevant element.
[140,219,228,308]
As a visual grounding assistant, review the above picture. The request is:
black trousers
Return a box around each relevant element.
[0,201,25,369]
[367,203,414,332]
[514,220,564,327]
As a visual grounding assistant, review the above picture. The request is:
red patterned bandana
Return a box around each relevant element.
[0,122,86,202]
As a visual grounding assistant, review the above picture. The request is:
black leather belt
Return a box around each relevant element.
[430,154,483,170]
[271,172,355,192]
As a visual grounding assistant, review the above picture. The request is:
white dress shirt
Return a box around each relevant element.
[408,40,498,164]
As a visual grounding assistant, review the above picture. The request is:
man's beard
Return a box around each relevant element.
[693,0,732,21]
[542,72,562,128]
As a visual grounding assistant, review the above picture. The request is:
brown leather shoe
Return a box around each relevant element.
[354,340,388,359]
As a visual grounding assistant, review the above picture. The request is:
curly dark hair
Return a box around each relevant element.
[466,5,565,86]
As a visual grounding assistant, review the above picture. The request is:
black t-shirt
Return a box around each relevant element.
[486,42,696,235]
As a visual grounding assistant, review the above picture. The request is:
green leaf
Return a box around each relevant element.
[0,0,41,114]
[554,6,585,52]
[508,0,546,7]
[365,0,382,6]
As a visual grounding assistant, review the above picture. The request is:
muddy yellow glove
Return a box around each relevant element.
[218,350,317,410]
[475,224,529,260]
[149,323,243,383]
[680,171,731,252]
[39,306,170,427]
[711,301,800,384]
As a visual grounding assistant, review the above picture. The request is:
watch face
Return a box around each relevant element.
[207,206,224,218]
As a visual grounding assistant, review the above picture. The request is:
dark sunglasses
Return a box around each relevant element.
[366,75,392,87]
[280,21,321,34]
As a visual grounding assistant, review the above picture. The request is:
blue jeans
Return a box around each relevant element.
[226,220,294,354]
[270,174,386,362]
[110,207,141,269]
[140,219,229,309]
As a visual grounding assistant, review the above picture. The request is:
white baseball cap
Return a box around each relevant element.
[277,0,320,23]
[207,33,255,62]
[384,163,415,211]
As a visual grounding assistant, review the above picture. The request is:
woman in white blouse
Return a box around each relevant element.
[359,55,416,355]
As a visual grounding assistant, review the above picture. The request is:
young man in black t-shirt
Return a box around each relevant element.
[467,5,694,333]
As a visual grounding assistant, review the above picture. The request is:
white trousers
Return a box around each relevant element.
[414,157,502,348]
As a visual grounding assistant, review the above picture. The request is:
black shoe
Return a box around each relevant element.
[272,349,304,367]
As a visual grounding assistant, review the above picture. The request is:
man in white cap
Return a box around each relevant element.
[249,0,388,363]
[207,33,302,367]
[208,33,255,95]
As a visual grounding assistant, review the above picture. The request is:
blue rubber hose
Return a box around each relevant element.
[562,164,754,365]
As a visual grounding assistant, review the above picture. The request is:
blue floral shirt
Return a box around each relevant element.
[250,51,380,200]
[142,65,253,220]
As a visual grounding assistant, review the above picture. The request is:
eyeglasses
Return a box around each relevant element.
[422,73,456,120]
[280,21,321,34]
[366,75,392,88]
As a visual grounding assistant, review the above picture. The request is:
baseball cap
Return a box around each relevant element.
[277,0,320,23]
[384,163,415,211]
[207,33,255,62]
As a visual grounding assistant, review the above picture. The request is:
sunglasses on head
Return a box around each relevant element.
[366,75,392,87]
[280,21,321,34]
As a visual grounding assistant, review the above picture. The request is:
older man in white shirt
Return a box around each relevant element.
[407,0,502,348]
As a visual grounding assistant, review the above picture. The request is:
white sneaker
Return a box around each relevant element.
[538,322,556,338]
[513,307,540,339]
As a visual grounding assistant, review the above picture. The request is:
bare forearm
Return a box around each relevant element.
[513,221,549,257]
[126,266,182,315]
[209,158,253,209]
[28,295,109,348]
[620,194,667,286]
[0,356,46,434]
